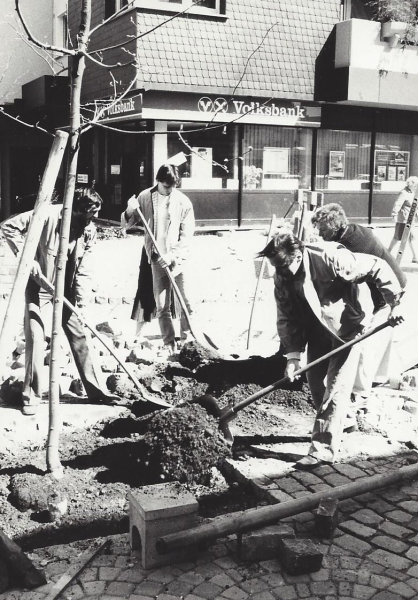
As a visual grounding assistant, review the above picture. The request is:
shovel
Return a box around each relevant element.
[135,205,220,352]
[36,273,172,409]
[209,318,400,443]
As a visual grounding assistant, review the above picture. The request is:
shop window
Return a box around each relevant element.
[134,0,225,16]
[315,130,372,191]
[168,122,238,190]
[374,133,418,192]
[242,126,312,191]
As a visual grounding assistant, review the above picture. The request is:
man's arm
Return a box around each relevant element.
[1,211,33,256]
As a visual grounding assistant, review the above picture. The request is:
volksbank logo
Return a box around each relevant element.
[104,97,136,116]
[197,97,306,118]
[198,97,229,113]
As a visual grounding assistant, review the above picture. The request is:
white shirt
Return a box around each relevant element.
[155,192,169,254]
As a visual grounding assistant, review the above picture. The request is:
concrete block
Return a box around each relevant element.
[239,524,295,562]
[128,482,198,569]
[315,497,339,539]
[278,538,324,575]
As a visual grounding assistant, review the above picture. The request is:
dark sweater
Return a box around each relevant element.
[336,223,407,310]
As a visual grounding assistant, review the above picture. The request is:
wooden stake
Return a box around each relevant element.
[157,459,418,555]
[0,130,68,379]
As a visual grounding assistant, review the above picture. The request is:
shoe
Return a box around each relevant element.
[351,393,368,413]
[22,404,37,416]
[294,455,333,470]
[156,343,177,359]
[343,416,358,434]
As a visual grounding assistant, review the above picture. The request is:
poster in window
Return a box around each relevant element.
[191,147,212,181]
[397,166,407,181]
[387,166,397,181]
[329,151,345,178]
[376,165,387,181]
[262,147,289,174]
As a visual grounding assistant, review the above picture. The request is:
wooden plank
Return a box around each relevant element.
[44,539,111,600]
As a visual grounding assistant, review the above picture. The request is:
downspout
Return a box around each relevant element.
[238,123,244,228]
[311,128,318,191]
[368,111,377,225]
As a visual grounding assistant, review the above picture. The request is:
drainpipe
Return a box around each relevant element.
[368,111,377,225]
[311,128,317,192]
[238,123,244,228]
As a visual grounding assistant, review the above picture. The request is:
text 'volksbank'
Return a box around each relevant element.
[198,97,306,118]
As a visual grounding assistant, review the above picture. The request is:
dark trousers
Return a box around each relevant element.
[23,279,107,407]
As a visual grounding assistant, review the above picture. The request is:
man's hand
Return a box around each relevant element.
[125,195,138,219]
[157,253,173,270]
[388,303,404,327]
[285,358,301,381]
[30,260,43,281]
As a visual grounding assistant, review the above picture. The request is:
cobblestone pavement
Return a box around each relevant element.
[4,451,418,600]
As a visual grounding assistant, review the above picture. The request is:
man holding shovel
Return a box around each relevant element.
[1,187,119,415]
[122,164,195,357]
[258,231,404,469]
[311,203,407,412]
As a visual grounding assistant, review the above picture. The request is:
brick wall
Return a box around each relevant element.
[0,235,18,298]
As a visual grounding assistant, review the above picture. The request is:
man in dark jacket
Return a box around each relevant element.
[311,203,407,409]
[259,231,404,469]
[1,188,119,415]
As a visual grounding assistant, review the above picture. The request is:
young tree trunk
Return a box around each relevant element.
[46,0,92,479]
[0,132,68,380]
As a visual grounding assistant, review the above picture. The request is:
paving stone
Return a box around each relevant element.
[251,592,275,600]
[332,568,358,582]
[372,592,410,600]
[332,464,367,479]
[338,581,352,596]
[406,577,418,592]
[387,580,417,598]
[194,562,224,578]
[334,534,372,556]
[368,549,412,571]
[240,577,269,594]
[220,585,249,600]
[276,477,307,494]
[310,484,333,494]
[295,582,310,598]
[80,580,107,595]
[77,566,98,583]
[133,580,164,596]
[357,569,370,585]
[351,583,376,599]
[369,573,395,589]
[98,566,122,581]
[208,572,235,588]
[378,521,412,539]
[278,538,323,575]
[270,585,297,599]
[371,535,409,553]
[399,500,418,514]
[323,473,352,487]
[239,524,295,562]
[178,572,205,585]
[338,498,362,513]
[117,568,146,583]
[192,580,223,598]
[91,555,118,567]
[290,471,322,486]
[339,519,376,539]
[407,564,418,577]
[352,508,385,527]
[164,579,195,596]
[261,572,286,588]
[310,581,337,596]
[315,497,339,539]
[406,546,418,562]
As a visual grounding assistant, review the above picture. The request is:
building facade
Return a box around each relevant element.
[55,1,418,226]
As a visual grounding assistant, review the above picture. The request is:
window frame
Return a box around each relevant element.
[133,0,224,17]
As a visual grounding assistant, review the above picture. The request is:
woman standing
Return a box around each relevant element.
[388,175,418,262]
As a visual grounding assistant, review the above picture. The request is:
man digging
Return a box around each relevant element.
[1,187,119,415]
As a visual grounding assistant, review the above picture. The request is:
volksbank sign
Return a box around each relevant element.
[198,97,307,119]
[99,94,143,121]
[141,92,321,127]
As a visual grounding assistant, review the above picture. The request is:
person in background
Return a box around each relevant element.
[258,232,404,469]
[1,188,119,415]
[388,175,418,262]
[311,203,407,411]
[121,164,195,357]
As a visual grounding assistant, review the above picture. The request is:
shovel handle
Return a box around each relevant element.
[35,273,172,408]
[134,205,218,350]
[219,319,396,424]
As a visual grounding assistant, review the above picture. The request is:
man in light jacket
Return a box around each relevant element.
[258,231,404,469]
[1,188,118,415]
[122,164,195,356]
